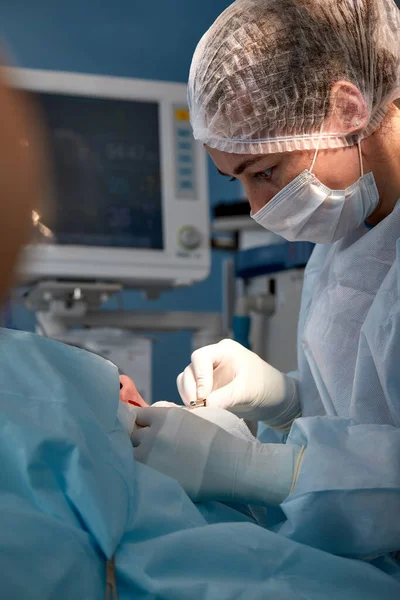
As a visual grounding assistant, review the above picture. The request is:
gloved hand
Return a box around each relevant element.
[131,407,304,505]
[177,339,300,429]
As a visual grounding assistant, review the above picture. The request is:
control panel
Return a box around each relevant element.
[178,225,203,250]
[174,107,197,200]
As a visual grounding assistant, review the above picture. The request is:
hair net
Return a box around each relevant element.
[188,0,400,154]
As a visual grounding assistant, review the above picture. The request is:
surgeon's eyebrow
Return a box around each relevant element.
[217,155,266,177]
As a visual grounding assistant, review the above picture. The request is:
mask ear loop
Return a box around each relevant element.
[358,139,364,177]
[310,132,364,178]
[309,124,324,174]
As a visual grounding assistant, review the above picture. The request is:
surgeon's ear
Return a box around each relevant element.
[325,81,369,135]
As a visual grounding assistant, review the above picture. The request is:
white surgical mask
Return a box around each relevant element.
[251,141,379,244]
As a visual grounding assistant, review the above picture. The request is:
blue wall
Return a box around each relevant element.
[1,0,243,403]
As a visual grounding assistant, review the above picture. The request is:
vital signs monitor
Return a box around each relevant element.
[6,69,210,289]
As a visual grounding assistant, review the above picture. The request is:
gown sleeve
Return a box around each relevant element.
[279,416,400,558]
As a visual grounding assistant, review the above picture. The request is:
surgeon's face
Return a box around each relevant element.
[206,145,365,214]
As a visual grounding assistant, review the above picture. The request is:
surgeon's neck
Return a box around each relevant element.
[364,104,400,226]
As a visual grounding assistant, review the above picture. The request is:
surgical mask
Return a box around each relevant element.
[251,141,380,244]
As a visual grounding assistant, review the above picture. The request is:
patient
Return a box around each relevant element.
[119,374,149,407]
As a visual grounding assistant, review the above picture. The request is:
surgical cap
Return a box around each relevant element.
[188,0,400,154]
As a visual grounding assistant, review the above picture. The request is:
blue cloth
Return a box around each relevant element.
[1,328,400,598]
[274,202,400,560]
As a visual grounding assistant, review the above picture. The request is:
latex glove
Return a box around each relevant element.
[177,339,300,429]
[151,401,183,408]
[132,407,304,505]
[152,402,258,438]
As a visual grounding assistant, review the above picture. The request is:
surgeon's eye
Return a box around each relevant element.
[253,168,273,181]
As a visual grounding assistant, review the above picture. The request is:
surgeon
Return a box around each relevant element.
[132,0,400,560]
[2,38,400,600]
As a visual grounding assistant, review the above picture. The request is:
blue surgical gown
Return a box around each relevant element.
[276,201,400,559]
[1,328,400,598]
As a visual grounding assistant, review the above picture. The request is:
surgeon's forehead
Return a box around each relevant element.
[205,145,284,173]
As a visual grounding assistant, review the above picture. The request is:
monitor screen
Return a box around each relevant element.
[34,92,164,250]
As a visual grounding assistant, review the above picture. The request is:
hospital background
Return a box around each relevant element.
[1,0,391,404]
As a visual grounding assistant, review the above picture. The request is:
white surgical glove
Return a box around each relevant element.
[131,407,304,505]
[177,339,300,430]
[152,401,258,437]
